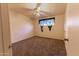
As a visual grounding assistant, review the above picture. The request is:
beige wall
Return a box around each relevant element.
[34,14,65,40]
[65,4,79,55]
[9,10,34,43]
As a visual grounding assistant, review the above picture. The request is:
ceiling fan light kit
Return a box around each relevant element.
[33,4,41,16]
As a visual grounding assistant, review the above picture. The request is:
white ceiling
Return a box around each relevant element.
[8,3,67,18]
[40,3,66,15]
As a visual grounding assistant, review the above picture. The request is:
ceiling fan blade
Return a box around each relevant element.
[40,10,54,16]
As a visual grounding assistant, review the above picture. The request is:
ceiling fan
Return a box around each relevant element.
[32,3,53,18]
[32,3,41,17]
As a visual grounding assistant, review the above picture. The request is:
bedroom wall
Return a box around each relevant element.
[34,14,65,40]
[9,10,34,43]
[65,3,79,55]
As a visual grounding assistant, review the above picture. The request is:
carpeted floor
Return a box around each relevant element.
[12,36,67,56]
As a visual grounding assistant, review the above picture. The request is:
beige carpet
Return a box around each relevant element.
[12,36,67,56]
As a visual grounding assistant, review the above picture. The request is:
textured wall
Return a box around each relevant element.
[9,10,34,43]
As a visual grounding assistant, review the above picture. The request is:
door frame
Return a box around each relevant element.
[0,3,12,56]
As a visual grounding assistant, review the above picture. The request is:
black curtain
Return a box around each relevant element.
[41,26,43,32]
[48,26,52,31]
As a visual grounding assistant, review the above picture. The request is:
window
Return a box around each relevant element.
[39,17,55,32]
[39,18,55,26]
